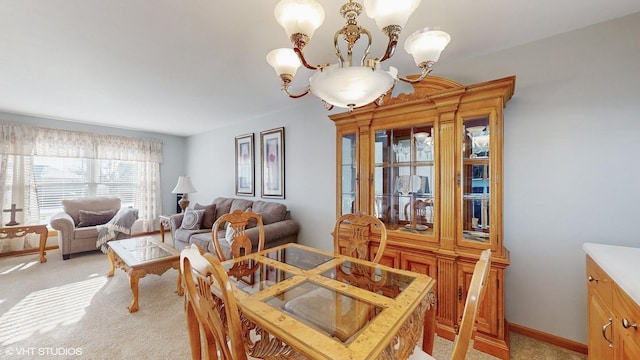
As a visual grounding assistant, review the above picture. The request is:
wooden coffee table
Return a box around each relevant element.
[107,236,183,313]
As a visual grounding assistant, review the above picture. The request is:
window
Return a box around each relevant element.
[34,156,137,223]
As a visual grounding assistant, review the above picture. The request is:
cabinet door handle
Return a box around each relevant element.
[587,275,598,283]
[602,318,614,348]
[622,318,638,330]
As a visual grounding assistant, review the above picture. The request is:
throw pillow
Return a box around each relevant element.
[194,203,216,229]
[181,208,205,230]
[78,209,118,227]
[225,222,235,245]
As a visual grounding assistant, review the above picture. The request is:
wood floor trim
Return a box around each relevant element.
[508,322,588,355]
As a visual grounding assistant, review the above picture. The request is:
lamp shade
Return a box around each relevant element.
[171,176,197,194]
[309,64,396,109]
[404,28,451,65]
[267,48,302,77]
[274,0,325,39]
[364,0,421,30]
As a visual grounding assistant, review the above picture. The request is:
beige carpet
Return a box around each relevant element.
[0,247,189,360]
[0,241,587,360]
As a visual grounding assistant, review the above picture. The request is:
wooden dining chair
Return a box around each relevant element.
[333,212,388,264]
[212,209,265,261]
[181,244,257,360]
[409,249,492,360]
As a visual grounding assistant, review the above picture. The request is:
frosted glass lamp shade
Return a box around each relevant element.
[309,65,396,109]
[404,28,451,65]
[172,176,197,194]
[274,0,325,39]
[267,48,302,77]
[364,0,421,30]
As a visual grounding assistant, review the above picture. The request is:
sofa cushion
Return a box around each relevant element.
[212,197,234,220]
[230,198,253,213]
[77,209,117,228]
[181,208,205,230]
[194,203,216,229]
[252,201,287,225]
[74,226,99,240]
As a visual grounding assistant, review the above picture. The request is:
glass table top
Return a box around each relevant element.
[262,245,335,270]
[108,237,176,265]
[224,259,297,295]
[264,281,383,344]
[320,260,415,299]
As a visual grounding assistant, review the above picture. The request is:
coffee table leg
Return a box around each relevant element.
[107,248,116,277]
[128,270,146,313]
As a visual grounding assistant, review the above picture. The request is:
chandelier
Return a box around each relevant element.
[266,0,451,111]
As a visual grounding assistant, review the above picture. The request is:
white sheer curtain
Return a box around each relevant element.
[0,123,163,232]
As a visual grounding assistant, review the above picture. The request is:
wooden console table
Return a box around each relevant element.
[0,224,49,263]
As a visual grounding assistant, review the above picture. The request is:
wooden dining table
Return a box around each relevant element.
[217,243,437,360]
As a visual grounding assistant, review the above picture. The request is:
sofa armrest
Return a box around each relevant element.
[50,212,76,256]
[50,212,75,240]
[169,214,184,241]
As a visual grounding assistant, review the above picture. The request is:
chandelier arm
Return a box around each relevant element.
[378,38,398,63]
[358,28,373,67]
[378,25,401,62]
[283,86,311,99]
[398,62,434,83]
[333,32,346,67]
[293,47,320,70]
[279,76,311,98]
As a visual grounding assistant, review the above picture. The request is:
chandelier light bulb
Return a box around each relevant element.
[364,0,421,30]
[274,0,325,39]
[404,28,451,65]
[266,48,302,78]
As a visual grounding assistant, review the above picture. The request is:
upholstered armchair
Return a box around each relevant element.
[50,197,138,260]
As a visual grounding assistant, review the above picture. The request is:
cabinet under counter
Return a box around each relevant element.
[584,243,640,359]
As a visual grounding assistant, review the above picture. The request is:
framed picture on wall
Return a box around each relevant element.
[260,127,285,199]
[235,133,254,196]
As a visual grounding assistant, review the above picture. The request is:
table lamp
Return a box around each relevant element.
[171,176,197,213]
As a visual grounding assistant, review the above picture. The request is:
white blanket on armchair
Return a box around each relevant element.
[96,208,139,253]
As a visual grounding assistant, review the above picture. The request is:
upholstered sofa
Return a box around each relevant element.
[50,197,138,260]
[169,197,299,258]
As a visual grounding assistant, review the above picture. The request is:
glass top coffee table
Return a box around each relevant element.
[106,236,182,312]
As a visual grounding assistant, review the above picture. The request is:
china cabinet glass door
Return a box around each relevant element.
[461,114,492,245]
[373,124,435,237]
[340,133,357,216]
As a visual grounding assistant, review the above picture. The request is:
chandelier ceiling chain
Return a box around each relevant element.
[267,0,451,111]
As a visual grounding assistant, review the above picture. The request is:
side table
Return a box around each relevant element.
[0,224,49,263]
[158,215,172,243]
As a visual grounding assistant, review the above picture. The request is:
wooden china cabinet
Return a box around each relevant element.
[330,75,515,359]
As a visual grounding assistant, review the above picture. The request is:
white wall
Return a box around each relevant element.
[185,12,640,345]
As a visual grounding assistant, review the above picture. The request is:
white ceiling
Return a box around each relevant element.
[1,1,639,137]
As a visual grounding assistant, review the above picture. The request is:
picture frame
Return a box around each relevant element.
[235,133,254,196]
[260,127,285,199]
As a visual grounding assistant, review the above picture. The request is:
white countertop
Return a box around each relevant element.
[583,243,640,305]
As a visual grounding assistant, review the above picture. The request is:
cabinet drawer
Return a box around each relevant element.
[587,256,612,305]
[614,284,640,345]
